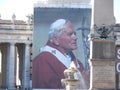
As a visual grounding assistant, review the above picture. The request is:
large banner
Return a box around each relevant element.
[32,7,91,89]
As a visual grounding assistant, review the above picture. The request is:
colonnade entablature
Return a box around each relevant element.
[0,30,32,44]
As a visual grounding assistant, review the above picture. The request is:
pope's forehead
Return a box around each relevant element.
[61,27,76,33]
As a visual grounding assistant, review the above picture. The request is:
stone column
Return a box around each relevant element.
[7,43,15,90]
[22,43,30,89]
[91,0,115,25]
[89,0,116,90]
[90,0,115,38]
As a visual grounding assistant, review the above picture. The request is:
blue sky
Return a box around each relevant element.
[0,0,120,23]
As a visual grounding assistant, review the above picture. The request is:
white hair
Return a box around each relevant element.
[48,19,68,41]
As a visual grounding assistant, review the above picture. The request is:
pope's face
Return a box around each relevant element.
[57,22,78,51]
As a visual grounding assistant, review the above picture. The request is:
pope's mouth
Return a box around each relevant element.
[72,42,77,45]
[71,43,77,47]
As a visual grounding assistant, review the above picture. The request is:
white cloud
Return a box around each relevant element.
[0,0,37,21]
[0,0,120,23]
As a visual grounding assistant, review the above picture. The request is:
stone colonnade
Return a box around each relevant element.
[0,30,32,90]
[0,42,31,90]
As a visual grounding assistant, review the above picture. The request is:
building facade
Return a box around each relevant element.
[0,0,120,90]
[0,15,33,90]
